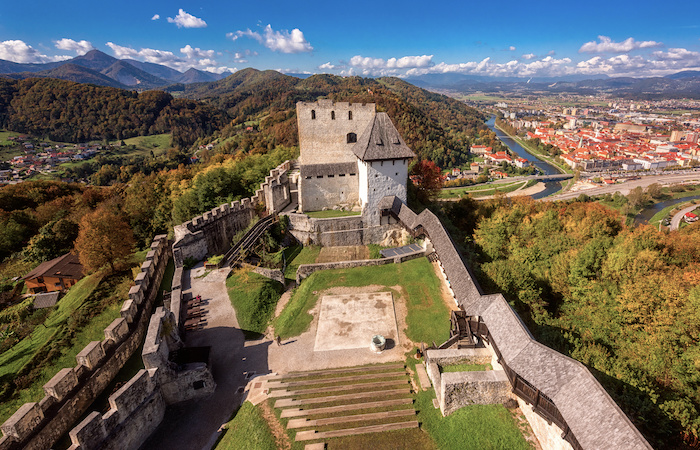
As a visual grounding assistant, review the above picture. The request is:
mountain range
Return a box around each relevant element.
[0,49,226,90]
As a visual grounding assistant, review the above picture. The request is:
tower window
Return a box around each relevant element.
[348,111,353,120]
[311,110,316,119]
[331,111,336,120]
[346,132,357,143]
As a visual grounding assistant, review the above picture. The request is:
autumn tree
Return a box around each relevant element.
[75,208,135,273]
[409,159,444,204]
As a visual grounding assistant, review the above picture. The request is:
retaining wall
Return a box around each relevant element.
[295,248,426,285]
[172,161,291,265]
[0,235,171,450]
[286,213,407,247]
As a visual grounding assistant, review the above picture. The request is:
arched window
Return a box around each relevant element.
[311,110,316,119]
[348,111,353,120]
[346,132,357,143]
[331,111,336,120]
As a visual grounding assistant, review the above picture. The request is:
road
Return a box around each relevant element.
[670,204,699,231]
[544,172,700,201]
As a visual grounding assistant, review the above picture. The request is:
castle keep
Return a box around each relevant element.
[297,100,414,224]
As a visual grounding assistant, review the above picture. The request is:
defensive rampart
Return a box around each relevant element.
[0,235,171,450]
[172,161,291,265]
[380,195,651,450]
[286,212,407,247]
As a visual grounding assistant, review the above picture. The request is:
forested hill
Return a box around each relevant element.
[0,78,228,146]
[0,69,497,167]
[174,68,493,167]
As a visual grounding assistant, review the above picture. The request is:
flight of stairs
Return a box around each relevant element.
[266,363,418,444]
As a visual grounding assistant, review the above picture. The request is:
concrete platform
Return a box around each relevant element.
[314,292,399,352]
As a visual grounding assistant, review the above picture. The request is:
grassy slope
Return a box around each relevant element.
[416,390,531,450]
[274,258,450,344]
[282,245,320,282]
[0,250,149,423]
[226,269,284,337]
[304,210,362,219]
[215,402,277,450]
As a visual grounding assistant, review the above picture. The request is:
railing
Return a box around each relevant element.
[468,317,582,450]
[224,215,277,267]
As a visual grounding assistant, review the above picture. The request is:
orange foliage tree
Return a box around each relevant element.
[75,208,135,273]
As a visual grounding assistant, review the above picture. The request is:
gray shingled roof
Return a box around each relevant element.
[33,291,60,309]
[300,162,358,178]
[380,195,651,450]
[352,113,415,161]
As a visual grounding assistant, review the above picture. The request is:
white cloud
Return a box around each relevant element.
[318,62,336,70]
[54,38,94,55]
[180,45,217,60]
[229,24,312,53]
[0,39,68,63]
[151,14,160,21]
[522,53,536,60]
[579,35,662,53]
[167,9,207,28]
[347,54,434,75]
[106,41,239,74]
[509,46,516,51]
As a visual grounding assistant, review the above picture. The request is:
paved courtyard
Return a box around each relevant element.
[314,292,399,351]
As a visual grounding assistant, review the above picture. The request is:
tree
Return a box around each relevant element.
[75,208,135,273]
[409,159,443,203]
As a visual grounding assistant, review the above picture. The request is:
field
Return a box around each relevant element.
[273,257,450,345]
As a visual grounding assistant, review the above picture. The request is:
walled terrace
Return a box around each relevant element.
[0,236,171,450]
[379,195,651,450]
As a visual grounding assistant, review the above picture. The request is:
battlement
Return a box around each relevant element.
[0,235,171,450]
[172,160,292,266]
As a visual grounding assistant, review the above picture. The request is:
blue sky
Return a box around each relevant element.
[1,0,700,78]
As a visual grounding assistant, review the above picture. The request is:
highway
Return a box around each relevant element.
[543,171,700,201]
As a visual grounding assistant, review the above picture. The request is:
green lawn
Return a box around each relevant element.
[273,258,450,344]
[416,390,532,450]
[282,245,320,281]
[119,133,172,154]
[439,181,526,199]
[304,210,362,219]
[215,402,277,450]
[226,269,284,338]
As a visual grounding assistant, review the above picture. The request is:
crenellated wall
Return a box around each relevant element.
[0,235,171,450]
[172,161,292,265]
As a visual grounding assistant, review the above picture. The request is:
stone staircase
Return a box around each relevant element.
[266,363,418,444]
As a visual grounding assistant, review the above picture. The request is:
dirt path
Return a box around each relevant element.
[259,398,292,450]
[431,261,460,311]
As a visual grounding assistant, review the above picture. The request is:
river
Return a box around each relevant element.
[484,116,563,199]
[634,195,700,225]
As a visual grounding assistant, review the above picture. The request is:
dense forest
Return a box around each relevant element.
[0,78,228,146]
[443,196,700,449]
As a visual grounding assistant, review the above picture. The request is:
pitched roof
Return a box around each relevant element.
[33,291,60,309]
[23,253,84,281]
[352,113,415,161]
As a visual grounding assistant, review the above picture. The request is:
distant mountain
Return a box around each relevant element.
[100,61,169,89]
[0,49,222,89]
[175,68,218,84]
[123,59,183,81]
[69,50,120,71]
[666,70,700,80]
[0,63,127,89]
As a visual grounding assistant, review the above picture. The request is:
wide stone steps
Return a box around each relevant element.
[280,398,414,418]
[274,387,410,408]
[286,409,416,429]
[268,380,408,398]
[266,371,406,389]
[294,421,419,441]
[268,363,405,380]
[268,363,419,444]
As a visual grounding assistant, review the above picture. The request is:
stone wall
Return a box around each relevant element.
[517,397,574,450]
[439,371,513,416]
[172,161,291,265]
[286,213,407,247]
[295,248,426,285]
[0,235,171,450]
